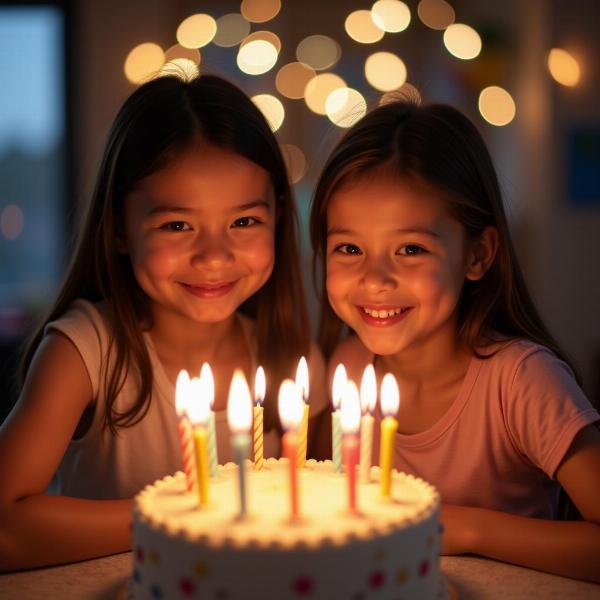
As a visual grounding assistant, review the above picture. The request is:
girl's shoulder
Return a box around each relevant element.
[328,333,373,384]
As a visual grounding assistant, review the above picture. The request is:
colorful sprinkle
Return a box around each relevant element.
[150,583,163,598]
[135,546,144,563]
[179,577,196,596]
[368,571,385,588]
[193,561,211,579]
[419,559,430,577]
[396,568,409,584]
[292,575,315,595]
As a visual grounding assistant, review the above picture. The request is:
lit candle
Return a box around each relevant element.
[341,380,361,514]
[187,377,211,507]
[200,363,218,478]
[331,364,346,473]
[175,370,197,492]
[278,378,304,520]
[379,373,400,499]
[227,369,253,518]
[253,366,265,470]
[295,356,310,468]
[359,364,377,484]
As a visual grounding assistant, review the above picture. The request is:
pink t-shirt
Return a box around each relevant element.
[337,337,599,519]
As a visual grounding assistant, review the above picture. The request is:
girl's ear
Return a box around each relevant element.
[465,226,498,281]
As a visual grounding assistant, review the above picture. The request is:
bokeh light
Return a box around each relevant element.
[365,52,407,91]
[0,204,24,240]
[241,30,282,54]
[241,0,281,23]
[213,13,251,47]
[237,39,278,75]
[478,86,516,126]
[325,87,367,128]
[124,42,165,84]
[176,14,217,49]
[164,44,200,65]
[304,73,347,115]
[296,35,341,71]
[251,94,285,132]
[547,48,581,87]
[276,62,316,99]
[371,0,411,33]
[443,23,482,60]
[280,143,307,184]
[345,10,384,44]
[417,0,455,30]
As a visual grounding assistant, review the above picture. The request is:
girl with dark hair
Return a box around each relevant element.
[0,73,328,570]
[311,99,600,582]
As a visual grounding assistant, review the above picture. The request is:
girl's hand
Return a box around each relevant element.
[439,503,479,555]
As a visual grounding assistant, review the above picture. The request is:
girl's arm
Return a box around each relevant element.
[441,424,600,583]
[0,333,132,571]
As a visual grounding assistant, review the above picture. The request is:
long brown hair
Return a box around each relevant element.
[310,100,577,377]
[19,74,308,432]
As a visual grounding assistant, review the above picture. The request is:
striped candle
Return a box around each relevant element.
[253,365,266,470]
[359,364,377,483]
[331,364,346,473]
[200,363,218,478]
[295,357,310,468]
[175,370,197,492]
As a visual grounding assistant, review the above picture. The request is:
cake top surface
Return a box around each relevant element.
[134,458,439,549]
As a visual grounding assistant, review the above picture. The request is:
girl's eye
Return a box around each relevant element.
[232,216,260,228]
[398,244,426,256]
[335,243,362,255]
[161,221,190,232]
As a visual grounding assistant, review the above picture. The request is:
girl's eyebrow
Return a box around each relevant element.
[327,226,440,238]
[146,199,271,216]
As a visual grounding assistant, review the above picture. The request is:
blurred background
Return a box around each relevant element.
[1,0,599,422]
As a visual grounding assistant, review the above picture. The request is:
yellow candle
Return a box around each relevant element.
[254,366,266,470]
[193,426,210,506]
[379,373,400,498]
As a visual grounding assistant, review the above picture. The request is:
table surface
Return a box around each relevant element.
[1,553,599,600]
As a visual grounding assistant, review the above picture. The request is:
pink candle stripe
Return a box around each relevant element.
[178,416,197,492]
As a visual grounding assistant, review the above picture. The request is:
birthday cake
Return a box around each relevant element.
[131,458,446,599]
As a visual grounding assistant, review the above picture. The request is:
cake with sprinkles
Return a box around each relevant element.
[131,458,447,599]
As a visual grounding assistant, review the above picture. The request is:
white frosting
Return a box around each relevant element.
[131,458,447,600]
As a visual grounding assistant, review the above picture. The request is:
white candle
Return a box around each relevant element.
[175,370,196,492]
[331,364,346,473]
[359,364,377,483]
[295,356,310,468]
[199,363,218,478]
[227,369,253,518]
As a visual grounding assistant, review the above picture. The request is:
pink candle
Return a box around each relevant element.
[175,370,196,492]
[341,380,361,514]
[278,378,304,520]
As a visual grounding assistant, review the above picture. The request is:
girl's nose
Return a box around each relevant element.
[191,235,234,269]
[359,259,397,294]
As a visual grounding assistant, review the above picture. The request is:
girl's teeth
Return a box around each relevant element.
[363,307,405,318]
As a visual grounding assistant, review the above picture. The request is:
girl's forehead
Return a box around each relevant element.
[327,175,449,224]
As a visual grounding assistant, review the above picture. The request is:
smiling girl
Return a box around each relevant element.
[310,100,600,582]
[0,74,327,570]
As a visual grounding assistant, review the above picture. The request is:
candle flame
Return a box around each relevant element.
[295,356,309,402]
[199,362,215,409]
[278,378,304,431]
[186,377,211,425]
[332,363,347,411]
[360,364,377,414]
[175,369,191,416]
[340,380,361,434]
[255,365,266,406]
[380,373,400,417]
[227,369,253,433]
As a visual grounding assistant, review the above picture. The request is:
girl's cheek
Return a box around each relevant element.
[132,239,183,278]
